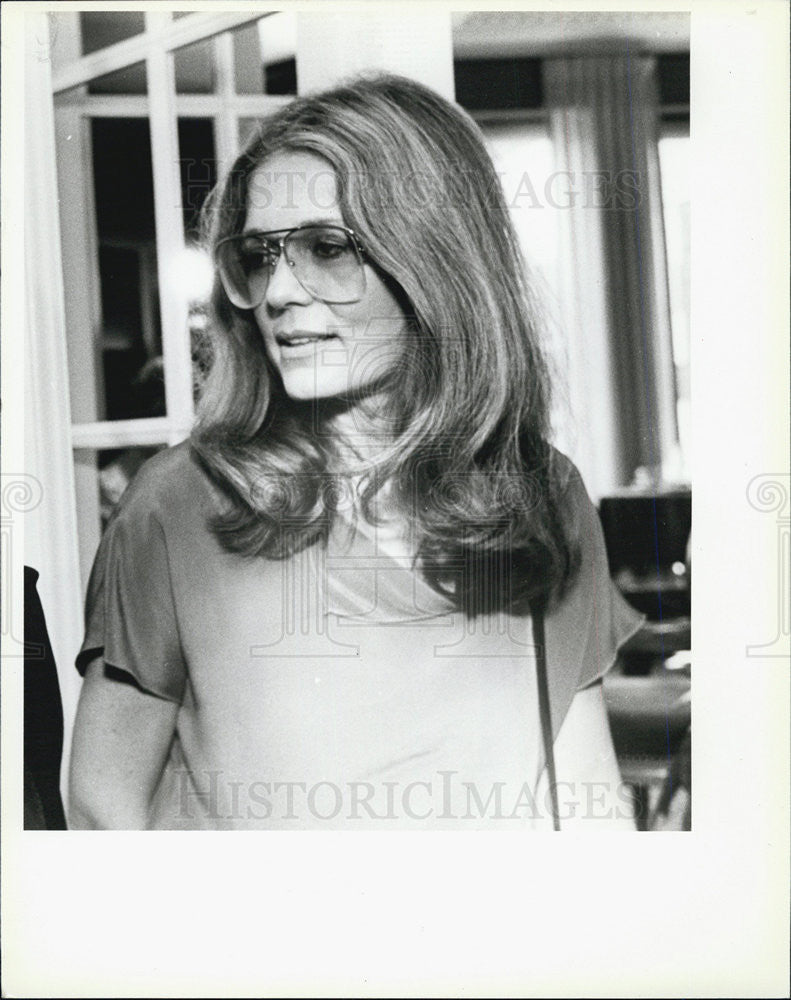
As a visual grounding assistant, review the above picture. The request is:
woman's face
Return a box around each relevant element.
[244,150,409,404]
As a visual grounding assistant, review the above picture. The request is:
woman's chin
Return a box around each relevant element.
[279,372,346,401]
[280,371,386,406]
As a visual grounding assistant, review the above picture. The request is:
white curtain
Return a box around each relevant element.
[544,54,677,500]
[23,13,85,788]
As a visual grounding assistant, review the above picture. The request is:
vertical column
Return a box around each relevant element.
[213,30,238,174]
[146,11,194,444]
[51,13,104,585]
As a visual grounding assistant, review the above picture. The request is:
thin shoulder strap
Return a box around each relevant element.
[532,608,561,831]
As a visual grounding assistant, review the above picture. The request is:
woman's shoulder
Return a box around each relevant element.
[546,447,593,529]
[543,447,644,701]
[546,446,582,489]
[109,441,217,528]
[546,447,611,583]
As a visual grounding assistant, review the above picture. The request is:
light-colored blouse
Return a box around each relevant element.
[76,443,642,829]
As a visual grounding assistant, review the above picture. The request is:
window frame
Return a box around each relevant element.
[51,11,296,586]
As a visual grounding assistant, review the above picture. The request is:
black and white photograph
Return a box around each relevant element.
[2,1,788,996]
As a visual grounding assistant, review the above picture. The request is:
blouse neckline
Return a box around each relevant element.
[324,506,457,623]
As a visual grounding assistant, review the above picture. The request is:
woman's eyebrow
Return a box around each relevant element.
[299,216,346,227]
[241,217,346,236]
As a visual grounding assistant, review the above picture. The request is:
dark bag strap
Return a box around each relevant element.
[532,608,560,831]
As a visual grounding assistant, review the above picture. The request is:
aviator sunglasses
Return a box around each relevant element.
[215,224,368,309]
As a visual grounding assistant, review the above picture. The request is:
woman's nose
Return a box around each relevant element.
[264,252,313,309]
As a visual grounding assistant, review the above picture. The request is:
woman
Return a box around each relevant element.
[69,74,642,830]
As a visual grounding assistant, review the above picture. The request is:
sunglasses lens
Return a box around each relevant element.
[286,228,366,304]
[217,237,273,309]
[217,227,365,308]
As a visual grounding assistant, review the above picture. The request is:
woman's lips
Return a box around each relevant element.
[275,331,339,360]
[275,331,337,346]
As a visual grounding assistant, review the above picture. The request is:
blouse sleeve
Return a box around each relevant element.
[543,456,645,738]
[75,473,187,704]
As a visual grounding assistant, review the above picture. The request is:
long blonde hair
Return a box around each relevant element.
[192,73,578,614]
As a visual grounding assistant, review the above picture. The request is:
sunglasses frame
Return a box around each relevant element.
[215,224,368,308]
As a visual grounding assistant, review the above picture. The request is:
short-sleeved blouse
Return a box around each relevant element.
[76,443,642,829]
